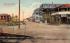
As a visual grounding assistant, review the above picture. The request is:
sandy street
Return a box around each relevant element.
[1,22,70,43]
[20,22,70,43]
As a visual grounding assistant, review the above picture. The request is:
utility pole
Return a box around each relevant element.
[18,0,20,29]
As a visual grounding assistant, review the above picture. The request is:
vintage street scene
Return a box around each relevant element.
[0,0,70,43]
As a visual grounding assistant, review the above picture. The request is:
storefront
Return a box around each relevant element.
[51,11,70,24]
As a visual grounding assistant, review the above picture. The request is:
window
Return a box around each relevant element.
[1,16,3,20]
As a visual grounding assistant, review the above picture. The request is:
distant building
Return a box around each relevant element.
[32,8,45,23]
[0,14,11,22]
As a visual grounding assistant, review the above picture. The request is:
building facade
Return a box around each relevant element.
[0,14,11,22]
[51,4,70,24]
[40,4,63,24]
[32,4,70,24]
[32,8,45,23]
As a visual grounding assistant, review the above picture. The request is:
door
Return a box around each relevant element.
[61,17,67,24]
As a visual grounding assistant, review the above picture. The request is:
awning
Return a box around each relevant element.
[51,11,70,15]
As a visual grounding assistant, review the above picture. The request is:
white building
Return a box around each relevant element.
[32,8,44,23]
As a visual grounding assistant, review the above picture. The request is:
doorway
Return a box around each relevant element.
[61,17,67,24]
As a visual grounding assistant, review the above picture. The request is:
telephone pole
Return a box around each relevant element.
[18,0,20,29]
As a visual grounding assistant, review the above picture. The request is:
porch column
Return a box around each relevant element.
[58,8,59,12]
[58,8,61,24]
[67,8,69,24]
[49,12,52,24]
[67,8,68,11]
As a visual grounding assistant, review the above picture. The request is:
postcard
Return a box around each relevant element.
[0,0,70,43]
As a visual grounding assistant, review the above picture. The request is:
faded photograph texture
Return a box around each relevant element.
[0,0,70,43]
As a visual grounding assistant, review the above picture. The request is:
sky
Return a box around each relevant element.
[0,0,70,20]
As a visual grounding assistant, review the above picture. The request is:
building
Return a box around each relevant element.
[40,4,70,24]
[0,14,11,22]
[32,4,70,24]
[40,4,63,23]
[51,11,70,24]
[32,8,45,23]
[51,4,70,24]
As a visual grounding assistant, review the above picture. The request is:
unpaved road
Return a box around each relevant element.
[20,22,70,43]
[1,22,70,43]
